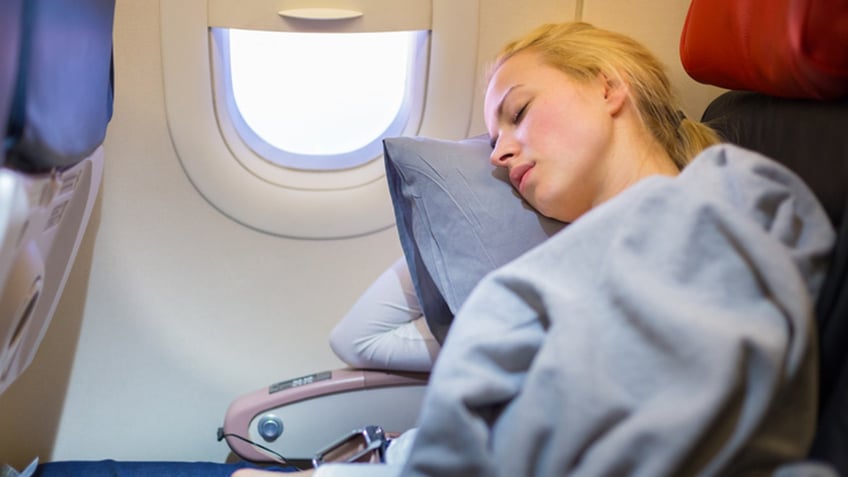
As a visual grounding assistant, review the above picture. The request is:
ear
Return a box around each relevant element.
[600,72,628,116]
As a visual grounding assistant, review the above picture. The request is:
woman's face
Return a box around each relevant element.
[484,50,618,223]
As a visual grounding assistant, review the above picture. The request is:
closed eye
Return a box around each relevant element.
[512,103,528,124]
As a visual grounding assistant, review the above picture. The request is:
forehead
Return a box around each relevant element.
[486,53,532,110]
[486,51,543,96]
[484,50,561,123]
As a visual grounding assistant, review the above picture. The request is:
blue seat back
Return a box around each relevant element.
[6,0,115,172]
[0,0,24,154]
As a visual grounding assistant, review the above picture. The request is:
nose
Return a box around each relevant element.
[489,136,516,168]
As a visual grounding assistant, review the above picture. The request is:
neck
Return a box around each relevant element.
[595,111,678,208]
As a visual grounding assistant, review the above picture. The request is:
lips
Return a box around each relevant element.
[509,163,533,192]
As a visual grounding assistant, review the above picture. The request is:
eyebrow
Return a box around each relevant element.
[489,84,520,149]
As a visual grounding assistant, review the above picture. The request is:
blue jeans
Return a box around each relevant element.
[33,460,297,476]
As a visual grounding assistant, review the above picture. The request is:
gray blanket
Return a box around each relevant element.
[400,144,836,477]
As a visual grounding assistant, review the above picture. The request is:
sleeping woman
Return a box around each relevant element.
[236,21,835,477]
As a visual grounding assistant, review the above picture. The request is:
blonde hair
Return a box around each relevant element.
[489,22,720,169]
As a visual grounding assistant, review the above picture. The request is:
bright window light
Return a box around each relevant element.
[225,29,422,165]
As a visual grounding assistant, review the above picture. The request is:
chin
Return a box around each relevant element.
[533,203,560,222]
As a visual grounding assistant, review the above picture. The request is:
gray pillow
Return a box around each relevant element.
[384,135,567,344]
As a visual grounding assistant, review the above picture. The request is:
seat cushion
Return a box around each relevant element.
[680,0,848,99]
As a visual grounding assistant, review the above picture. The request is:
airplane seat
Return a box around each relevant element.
[681,0,848,473]
[0,0,115,396]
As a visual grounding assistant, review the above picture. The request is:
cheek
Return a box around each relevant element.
[523,111,563,149]
[519,102,609,222]
[524,102,600,157]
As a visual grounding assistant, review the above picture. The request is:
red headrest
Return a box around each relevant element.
[680,0,848,100]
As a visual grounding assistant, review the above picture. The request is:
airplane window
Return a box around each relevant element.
[215,28,427,171]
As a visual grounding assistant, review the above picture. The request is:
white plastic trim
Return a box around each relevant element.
[160,0,479,239]
[278,8,364,20]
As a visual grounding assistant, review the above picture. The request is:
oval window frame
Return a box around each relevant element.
[160,0,480,238]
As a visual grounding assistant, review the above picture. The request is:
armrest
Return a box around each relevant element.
[220,368,428,463]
